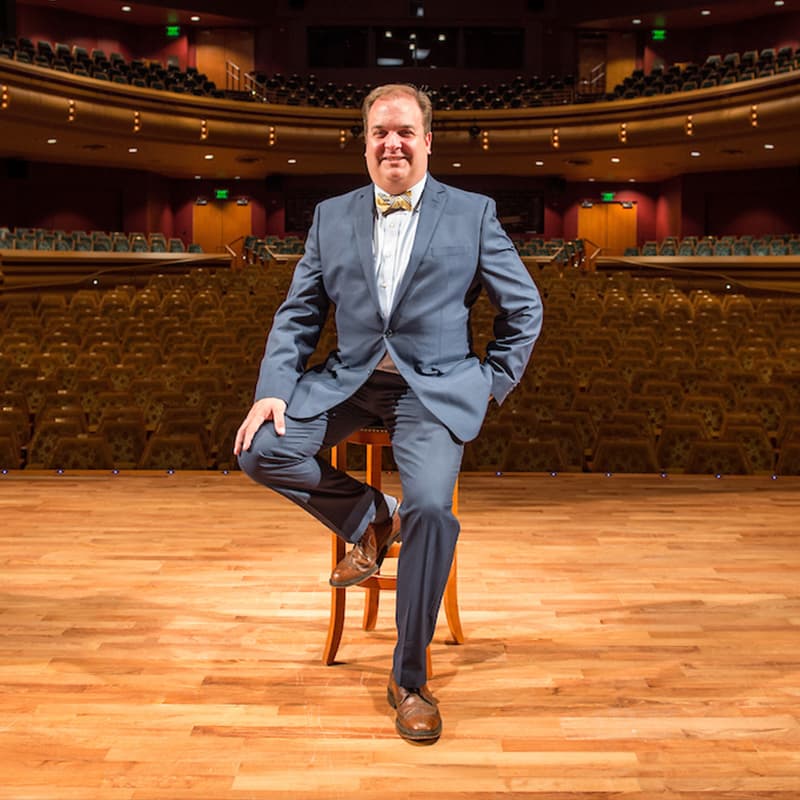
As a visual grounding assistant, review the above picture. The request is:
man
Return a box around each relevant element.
[235,83,542,743]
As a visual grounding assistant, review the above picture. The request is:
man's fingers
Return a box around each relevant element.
[232,399,287,454]
[233,421,250,456]
[272,405,286,436]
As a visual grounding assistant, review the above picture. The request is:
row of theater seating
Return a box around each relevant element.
[247,71,578,110]
[464,264,800,475]
[247,44,800,109]
[0,227,202,253]
[3,33,795,110]
[1,260,799,474]
[626,234,800,257]
[0,36,224,97]
[241,234,584,263]
[610,46,800,100]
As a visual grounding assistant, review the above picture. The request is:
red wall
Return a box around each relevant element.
[645,11,800,71]
[16,5,192,69]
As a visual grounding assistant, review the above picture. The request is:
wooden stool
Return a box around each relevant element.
[323,427,464,676]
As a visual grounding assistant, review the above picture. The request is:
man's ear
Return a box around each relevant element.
[425,131,433,154]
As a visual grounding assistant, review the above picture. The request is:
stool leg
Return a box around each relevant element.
[324,442,346,665]
[444,475,464,643]
[442,551,465,644]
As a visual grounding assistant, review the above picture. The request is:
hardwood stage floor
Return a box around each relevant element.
[1,471,799,800]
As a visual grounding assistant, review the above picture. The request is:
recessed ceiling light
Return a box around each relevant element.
[121,5,132,12]
[632,18,642,25]
[190,15,200,22]
[690,151,701,157]
[234,175,241,180]
[46,137,57,144]
[128,147,138,153]
[628,178,636,182]
[287,158,297,164]
[775,0,785,6]
[535,160,544,167]
[204,153,214,160]
[610,156,621,163]
[194,175,201,180]
[700,8,711,15]
[588,177,596,182]
[764,143,775,149]
[452,162,462,167]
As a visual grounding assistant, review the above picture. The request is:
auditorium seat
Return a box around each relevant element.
[502,437,565,472]
[720,423,776,474]
[686,440,751,475]
[642,379,684,411]
[776,442,800,475]
[0,432,21,469]
[138,433,209,470]
[680,395,726,438]
[591,438,659,474]
[26,418,85,469]
[462,423,512,471]
[50,434,115,470]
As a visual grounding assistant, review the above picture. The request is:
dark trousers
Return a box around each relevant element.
[238,371,463,688]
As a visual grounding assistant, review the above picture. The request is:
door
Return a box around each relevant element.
[192,200,252,255]
[578,202,637,256]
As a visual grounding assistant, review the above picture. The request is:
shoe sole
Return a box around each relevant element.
[386,686,442,742]
[328,525,402,588]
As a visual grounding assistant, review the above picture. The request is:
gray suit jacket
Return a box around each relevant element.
[254,175,543,442]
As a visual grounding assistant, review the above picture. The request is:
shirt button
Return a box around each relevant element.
[385,329,393,337]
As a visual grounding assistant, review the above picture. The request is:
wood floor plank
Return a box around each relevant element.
[0,471,799,798]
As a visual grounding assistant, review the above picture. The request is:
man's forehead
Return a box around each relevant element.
[369,97,421,121]
[370,118,419,130]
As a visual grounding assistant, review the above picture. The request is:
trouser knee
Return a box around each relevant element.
[237,427,301,488]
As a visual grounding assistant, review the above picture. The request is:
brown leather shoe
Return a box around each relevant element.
[329,511,401,588]
[387,673,442,743]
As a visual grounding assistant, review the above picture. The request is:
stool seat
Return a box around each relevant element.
[323,427,464,677]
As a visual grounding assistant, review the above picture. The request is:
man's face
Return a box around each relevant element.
[364,93,432,194]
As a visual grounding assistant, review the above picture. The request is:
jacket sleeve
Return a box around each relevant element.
[253,205,330,403]
[477,198,543,404]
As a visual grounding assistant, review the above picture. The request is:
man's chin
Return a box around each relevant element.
[380,164,411,183]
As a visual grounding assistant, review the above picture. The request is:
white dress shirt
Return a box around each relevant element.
[373,175,426,373]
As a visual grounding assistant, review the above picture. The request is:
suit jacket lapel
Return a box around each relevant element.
[389,176,446,316]
[353,185,382,311]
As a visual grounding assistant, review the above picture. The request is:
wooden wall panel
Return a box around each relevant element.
[195,28,255,90]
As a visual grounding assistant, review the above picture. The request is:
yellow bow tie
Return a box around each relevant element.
[376,191,413,216]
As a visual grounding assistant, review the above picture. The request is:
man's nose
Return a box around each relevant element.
[384,131,402,149]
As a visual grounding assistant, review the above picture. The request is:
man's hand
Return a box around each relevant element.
[233,397,287,456]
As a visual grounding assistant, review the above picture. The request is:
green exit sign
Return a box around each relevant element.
[601,191,616,202]
[166,25,181,38]
[651,29,666,41]
[215,188,229,200]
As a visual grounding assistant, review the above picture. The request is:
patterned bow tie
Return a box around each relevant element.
[376,190,413,215]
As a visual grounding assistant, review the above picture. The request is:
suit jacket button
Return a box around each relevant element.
[384,329,393,337]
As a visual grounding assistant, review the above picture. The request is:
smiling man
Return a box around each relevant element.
[236,83,543,743]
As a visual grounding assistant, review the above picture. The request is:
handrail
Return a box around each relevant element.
[226,60,241,91]
[581,238,602,270]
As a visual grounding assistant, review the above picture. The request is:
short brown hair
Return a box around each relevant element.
[361,84,433,135]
